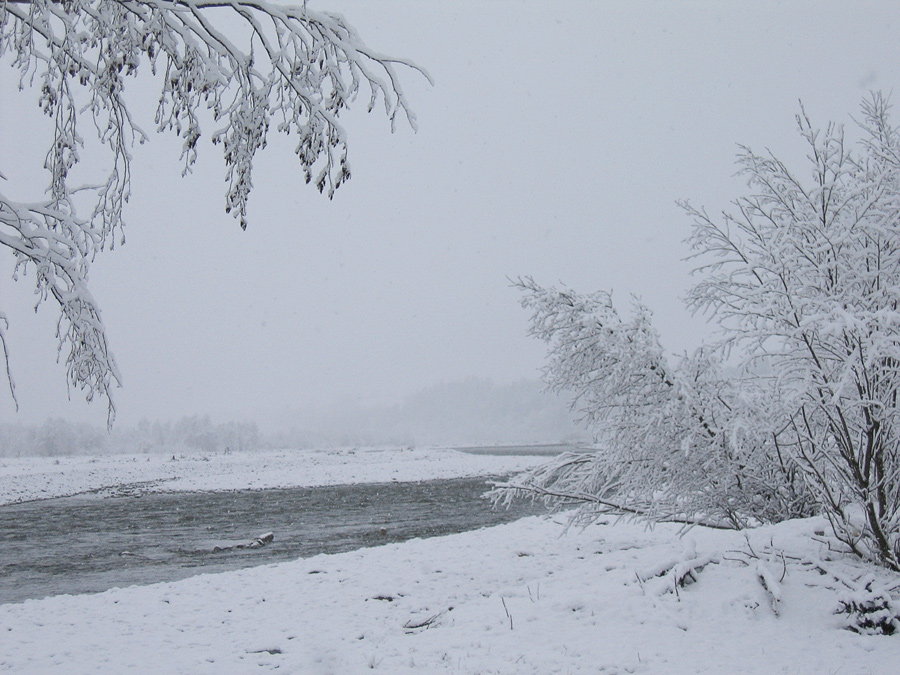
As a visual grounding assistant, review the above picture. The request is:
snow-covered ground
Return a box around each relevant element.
[3,447,900,673]
[3,514,900,673]
[0,446,546,506]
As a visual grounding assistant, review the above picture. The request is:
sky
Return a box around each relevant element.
[1,1,899,431]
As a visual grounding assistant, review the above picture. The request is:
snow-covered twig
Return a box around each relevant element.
[636,543,716,597]
[755,561,783,616]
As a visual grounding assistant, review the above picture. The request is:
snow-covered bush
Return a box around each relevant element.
[836,576,900,635]
[495,278,815,529]
[499,95,900,570]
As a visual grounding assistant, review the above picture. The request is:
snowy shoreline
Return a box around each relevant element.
[3,446,900,672]
[0,446,547,506]
[3,513,900,672]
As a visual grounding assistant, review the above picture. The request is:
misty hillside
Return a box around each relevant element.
[271,378,589,448]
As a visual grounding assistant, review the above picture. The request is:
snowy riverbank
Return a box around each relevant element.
[0,446,547,506]
[3,446,900,672]
[3,513,900,673]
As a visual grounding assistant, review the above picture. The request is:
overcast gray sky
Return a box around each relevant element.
[1,1,899,430]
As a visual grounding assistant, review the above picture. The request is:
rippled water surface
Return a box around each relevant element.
[0,474,546,604]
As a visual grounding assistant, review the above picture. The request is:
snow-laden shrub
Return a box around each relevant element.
[494,278,816,530]
[836,577,900,635]
[498,95,900,570]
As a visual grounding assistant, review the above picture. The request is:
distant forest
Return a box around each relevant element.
[0,416,262,458]
[0,379,587,456]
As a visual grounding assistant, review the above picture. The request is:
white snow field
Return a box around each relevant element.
[0,446,547,506]
[2,448,900,673]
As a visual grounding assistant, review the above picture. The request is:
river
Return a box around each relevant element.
[0,473,547,605]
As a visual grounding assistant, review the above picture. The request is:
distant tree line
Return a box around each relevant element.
[0,378,588,456]
[0,415,261,457]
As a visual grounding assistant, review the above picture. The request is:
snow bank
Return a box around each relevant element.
[0,446,546,506]
[2,514,899,673]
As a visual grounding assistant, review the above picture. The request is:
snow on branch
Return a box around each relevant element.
[0,0,427,422]
[1,192,122,424]
[499,277,814,530]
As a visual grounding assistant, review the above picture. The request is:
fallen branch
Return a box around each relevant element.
[755,562,782,616]
[637,554,715,596]
[403,610,447,632]
[494,481,736,531]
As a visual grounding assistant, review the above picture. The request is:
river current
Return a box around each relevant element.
[0,471,547,604]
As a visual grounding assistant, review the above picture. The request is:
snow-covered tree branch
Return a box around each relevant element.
[495,278,813,530]
[499,95,900,570]
[686,94,900,569]
[0,0,427,424]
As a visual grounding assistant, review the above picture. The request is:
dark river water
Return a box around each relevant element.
[0,473,548,605]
